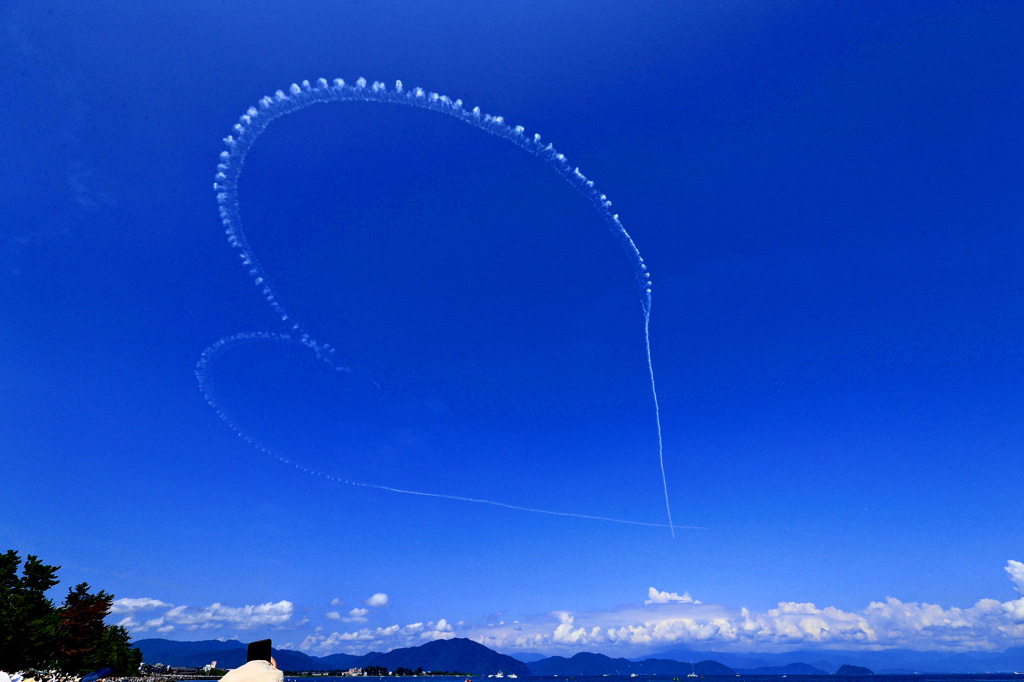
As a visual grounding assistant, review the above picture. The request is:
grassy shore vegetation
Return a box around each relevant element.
[0,550,143,675]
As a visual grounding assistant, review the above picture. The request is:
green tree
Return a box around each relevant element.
[2,550,143,675]
[0,550,61,670]
[91,623,143,675]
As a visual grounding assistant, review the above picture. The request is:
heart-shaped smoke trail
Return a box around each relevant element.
[199,77,682,535]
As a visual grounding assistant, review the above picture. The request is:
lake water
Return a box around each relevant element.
[284,671,1024,675]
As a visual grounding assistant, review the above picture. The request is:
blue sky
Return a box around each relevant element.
[2,0,1023,658]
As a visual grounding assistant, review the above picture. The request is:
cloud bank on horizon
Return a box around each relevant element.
[110,562,1024,655]
[113,599,296,635]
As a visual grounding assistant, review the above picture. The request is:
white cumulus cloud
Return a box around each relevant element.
[1006,560,1024,593]
[110,599,295,634]
[645,588,696,605]
[163,601,294,630]
[300,618,454,654]
[365,593,389,608]
[345,607,370,623]
[110,597,172,614]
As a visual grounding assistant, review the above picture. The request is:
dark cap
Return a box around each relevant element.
[247,639,272,663]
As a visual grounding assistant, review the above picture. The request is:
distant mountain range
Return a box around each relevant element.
[135,637,1024,675]
[135,637,529,676]
[644,645,1024,675]
[529,653,735,676]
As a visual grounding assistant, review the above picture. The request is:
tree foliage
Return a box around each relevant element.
[0,550,142,675]
[0,550,60,670]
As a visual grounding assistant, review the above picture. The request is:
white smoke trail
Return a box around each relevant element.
[204,77,679,532]
[644,314,673,537]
